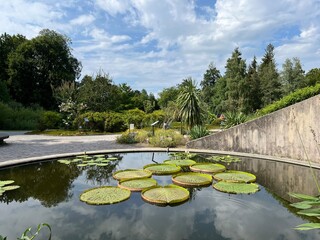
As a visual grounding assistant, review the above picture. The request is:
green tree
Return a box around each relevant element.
[211,76,227,114]
[258,44,282,106]
[157,86,180,109]
[305,68,320,86]
[7,29,81,109]
[177,77,203,129]
[280,57,305,95]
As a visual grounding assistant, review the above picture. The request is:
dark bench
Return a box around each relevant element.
[0,134,9,143]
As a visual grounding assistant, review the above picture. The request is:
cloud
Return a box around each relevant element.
[70,14,95,26]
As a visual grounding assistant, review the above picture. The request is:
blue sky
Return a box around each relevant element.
[1,0,319,95]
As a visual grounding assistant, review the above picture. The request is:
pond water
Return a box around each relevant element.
[0,152,320,240]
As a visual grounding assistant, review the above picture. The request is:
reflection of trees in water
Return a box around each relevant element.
[0,161,81,207]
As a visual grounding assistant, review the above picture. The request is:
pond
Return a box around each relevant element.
[0,152,320,240]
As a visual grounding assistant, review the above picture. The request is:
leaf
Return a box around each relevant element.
[289,193,319,201]
[113,169,152,181]
[119,178,157,192]
[213,181,259,194]
[290,202,313,210]
[141,184,189,205]
[57,159,71,165]
[294,223,320,230]
[96,163,109,167]
[0,180,15,187]
[80,186,131,205]
[190,163,226,174]
[143,164,181,175]
[164,159,196,167]
[2,185,20,191]
[297,208,320,217]
[213,170,256,183]
[172,172,212,187]
[93,155,105,158]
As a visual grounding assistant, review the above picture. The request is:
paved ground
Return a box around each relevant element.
[0,131,142,162]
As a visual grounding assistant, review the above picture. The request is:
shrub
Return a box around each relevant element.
[221,112,248,129]
[73,112,106,131]
[144,110,165,126]
[149,129,185,148]
[124,108,146,129]
[116,131,138,144]
[37,111,62,131]
[134,129,150,143]
[104,112,127,132]
[189,125,210,140]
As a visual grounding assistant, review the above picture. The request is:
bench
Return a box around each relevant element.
[0,134,9,143]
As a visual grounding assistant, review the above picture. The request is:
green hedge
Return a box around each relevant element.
[256,83,320,117]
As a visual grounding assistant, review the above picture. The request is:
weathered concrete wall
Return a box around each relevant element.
[187,95,320,164]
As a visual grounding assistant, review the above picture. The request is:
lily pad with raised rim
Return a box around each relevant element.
[119,178,157,191]
[0,180,15,187]
[143,164,181,175]
[213,170,256,183]
[164,159,196,167]
[80,186,131,205]
[190,163,226,174]
[113,169,152,181]
[172,172,212,187]
[213,181,259,194]
[2,185,20,191]
[141,184,189,205]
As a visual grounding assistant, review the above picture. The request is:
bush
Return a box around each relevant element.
[73,112,107,131]
[124,108,146,129]
[149,129,185,147]
[104,112,127,132]
[221,112,248,129]
[189,125,210,140]
[116,131,138,144]
[256,83,320,117]
[134,129,150,143]
[38,111,62,131]
[144,110,165,126]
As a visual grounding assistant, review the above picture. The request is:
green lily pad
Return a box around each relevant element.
[190,163,226,174]
[289,192,319,201]
[164,159,196,167]
[297,208,320,217]
[294,223,320,230]
[290,201,320,210]
[143,164,181,175]
[80,186,131,205]
[96,163,109,167]
[172,172,212,187]
[213,181,259,194]
[87,162,97,166]
[141,184,189,205]
[101,159,111,163]
[2,185,20,191]
[57,159,72,164]
[0,180,15,187]
[71,159,82,163]
[207,155,241,164]
[213,170,256,183]
[113,169,152,181]
[119,178,158,192]
[93,155,105,158]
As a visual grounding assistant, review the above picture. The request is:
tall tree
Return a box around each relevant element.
[8,29,81,109]
[305,68,320,86]
[157,86,180,109]
[211,76,227,114]
[280,57,305,95]
[258,44,281,106]
[177,77,203,129]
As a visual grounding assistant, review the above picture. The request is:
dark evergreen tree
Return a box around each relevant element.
[304,68,320,86]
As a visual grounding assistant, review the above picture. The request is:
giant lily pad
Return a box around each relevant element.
[213,170,256,183]
[172,172,212,187]
[80,186,131,205]
[113,169,152,181]
[119,178,157,192]
[0,180,20,196]
[213,181,259,194]
[143,164,181,175]
[190,163,226,174]
[0,180,15,187]
[164,159,196,167]
[141,184,189,205]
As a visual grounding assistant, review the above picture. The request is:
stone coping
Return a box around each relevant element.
[1,148,319,170]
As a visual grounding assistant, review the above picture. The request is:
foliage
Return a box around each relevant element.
[134,129,150,143]
[113,169,152,181]
[104,112,127,132]
[157,86,180,109]
[207,155,242,165]
[141,184,189,205]
[59,98,87,129]
[0,81,11,103]
[148,129,185,147]
[172,172,213,187]
[144,110,165,126]
[221,111,248,129]
[143,163,181,175]
[190,163,226,174]
[213,170,257,183]
[124,108,146,129]
[118,178,157,191]
[37,111,62,131]
[163,159,196,167]
[256,83,320,117]
[176,78,203,129]
[116,131,138,144]
[73,112,106,131]
[18,223,52,240]
[213,181,259,194]
[305,68,320,86]
[80,186,131,205]
[0,180,20,196]
[189,125,210,140]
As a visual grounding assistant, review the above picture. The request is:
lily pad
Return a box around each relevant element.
[2,185,20,191]
[57,159,72,165]
[141,184,189,205]
[294,223,320,230]
[213,181,259,194]
[71,159,82,163]
[172,172,212,187]
[297,208,320,217]
[190,163,226,174]
[113,169,152,181]
[119,178,157,192]
[80,186,131,205]
[101,159,111,163]
[213,170,256,183]
[289,192,319,201]
[93,155,105,158]
[0,180,15,187]
[96,163,109,167]
[164,159,196,167]
[143,164,181,175]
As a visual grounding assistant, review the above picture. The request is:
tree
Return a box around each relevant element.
[211,77,227,114]
[177,78,203,129]
[305,68,320,86]
[157,86,180,109]
[7,29,81,109]
[258,44,282,106]
[280,57,305,95]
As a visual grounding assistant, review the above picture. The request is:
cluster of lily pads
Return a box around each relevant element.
[57,154,118,167]
[0,180,20,196]
[79,153,260,206]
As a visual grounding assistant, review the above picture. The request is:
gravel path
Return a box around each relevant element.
[0,131,142,162]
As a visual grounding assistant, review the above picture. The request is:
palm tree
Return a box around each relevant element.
[177,77,203,129]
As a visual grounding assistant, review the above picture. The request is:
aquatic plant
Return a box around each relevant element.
[0,180,20,196]
[80,186,131,205]
[143,164,181,175]
[213,170,256,183]
[57,154,118,167]
[172,172,212,187]
[0,223,52,240]
[207,155,241,165]
[141,184,189,205]
[113,169,152,181]
[163,159,196,167]
[213,181,259,194]
[118,178,157,192]
[190,163,226,174]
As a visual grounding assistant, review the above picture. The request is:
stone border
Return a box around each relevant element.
[1,147,320,170]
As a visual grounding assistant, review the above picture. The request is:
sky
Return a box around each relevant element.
[0,0,319,95]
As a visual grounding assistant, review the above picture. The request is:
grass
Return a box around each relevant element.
[27,129,117,136]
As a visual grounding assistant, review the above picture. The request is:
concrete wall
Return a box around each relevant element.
[187,95,320,164]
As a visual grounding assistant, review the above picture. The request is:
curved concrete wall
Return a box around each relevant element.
[187,95,320,164]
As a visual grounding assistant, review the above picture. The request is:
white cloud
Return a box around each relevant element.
[95,0,132,16]
[70,14,95,26]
